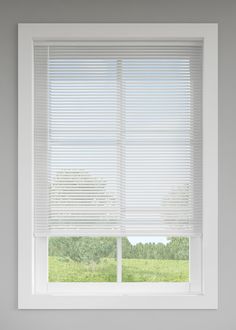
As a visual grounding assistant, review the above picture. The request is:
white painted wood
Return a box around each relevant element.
[47,282,191,295]
[18,24,34,308]
[190,237,202,292]
[201,26,218,306]
[117,238,122,283]
[35,238,48,294]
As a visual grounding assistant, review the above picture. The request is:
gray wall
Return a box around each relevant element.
[0,0,235,329]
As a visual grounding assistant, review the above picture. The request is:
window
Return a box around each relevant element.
[48,237,189,283]
[18,23,218,309]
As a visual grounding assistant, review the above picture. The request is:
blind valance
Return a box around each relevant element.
[34,41,202,237]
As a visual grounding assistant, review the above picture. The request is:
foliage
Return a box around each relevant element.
[48,256,189,282]
[165,237,189,260]
[49,170,189,263]
[49,237,116,263]
[50,169,117,226]
[122,237,189,260]
[49,256,117,282]
[122,258,188,282]
[51,169,116,208]
[49,236,189,262]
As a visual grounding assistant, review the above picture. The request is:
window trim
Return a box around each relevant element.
[18,23,218,309]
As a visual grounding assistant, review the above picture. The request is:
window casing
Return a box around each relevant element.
[18,23,218,309]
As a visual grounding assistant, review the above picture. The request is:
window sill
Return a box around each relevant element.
[19,281,215,310]
[19,290,217,309]
[47,282,195,296]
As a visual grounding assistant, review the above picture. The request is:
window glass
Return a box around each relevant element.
[48,236,189,283]
[122,237,189,282]
[48,237,117,282]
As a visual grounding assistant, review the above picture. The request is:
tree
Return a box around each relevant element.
[49,171,189,262]
[49,169,117,262]
[165,237,189,260]
[50,169,117,228]
[122,237,133,258]
[159,184,190,260]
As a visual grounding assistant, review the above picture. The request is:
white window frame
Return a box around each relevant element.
[18,23,218,309]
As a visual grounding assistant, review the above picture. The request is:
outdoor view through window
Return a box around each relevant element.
[48,237,189,282]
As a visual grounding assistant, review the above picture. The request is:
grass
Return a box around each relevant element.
[122,258,188,282]
[48,256,189,282]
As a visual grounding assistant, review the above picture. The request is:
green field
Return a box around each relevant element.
[48,256,189,282]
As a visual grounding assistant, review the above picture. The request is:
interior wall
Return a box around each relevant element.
[0,0,235,329]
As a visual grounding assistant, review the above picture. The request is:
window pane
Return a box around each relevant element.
[122,237,189,282]
[48,237,117,282]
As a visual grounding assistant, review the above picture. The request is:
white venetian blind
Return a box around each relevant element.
[34,41,202,237]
